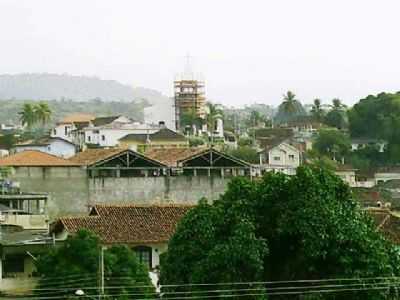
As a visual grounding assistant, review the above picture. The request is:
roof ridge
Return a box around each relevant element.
[93,203,195,208]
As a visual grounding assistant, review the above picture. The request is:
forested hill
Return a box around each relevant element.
[0,73,169,104]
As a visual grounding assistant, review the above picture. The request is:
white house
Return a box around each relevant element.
[259,141,301,175]
[51,113,95,142]
[351,138,387,153]
[83,116,161,148]
[52,204,193,271]
[13,137,77,158]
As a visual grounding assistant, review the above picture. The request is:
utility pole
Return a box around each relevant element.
[99,246,105,299]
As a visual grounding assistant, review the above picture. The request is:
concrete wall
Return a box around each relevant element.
[10,167,234,219]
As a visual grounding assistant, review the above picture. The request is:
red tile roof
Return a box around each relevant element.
[54,204,193,244]
[69,148,127,166]
[367,208,400,244]
[0,150,80,167]
[145,148,203,167]
[58,113,95,124]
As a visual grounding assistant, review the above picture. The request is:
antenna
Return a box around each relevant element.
[183,53,194,80]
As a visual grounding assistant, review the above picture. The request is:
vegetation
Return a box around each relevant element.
[161,166,400,299]
[310,98,325,122]
[324,98,348,130]
[313,128,351,160]
[18,102,52,128]
[227,146,259,163]
[35,230,154,299]
[274,91,306,124]
[0,98,148,126]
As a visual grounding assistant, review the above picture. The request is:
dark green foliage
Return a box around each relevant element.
[161,167,400,300]
[228,146,259,163]
[238,136,253,147]
[35,230,154,299]
[313,129,351,159]
[0,133,18,150]
[275,91,307,124]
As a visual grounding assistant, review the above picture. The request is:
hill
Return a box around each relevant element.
[0,73,169,105]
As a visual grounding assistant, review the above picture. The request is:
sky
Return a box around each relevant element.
[1,0,400,107]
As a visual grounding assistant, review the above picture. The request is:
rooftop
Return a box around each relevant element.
[92,116,121,127]
[119,128,186,143]
[53,204,193,244]
[58,113,95,124]
[145,148,203,167]
[69,148,126,166]
[0,150,80,167]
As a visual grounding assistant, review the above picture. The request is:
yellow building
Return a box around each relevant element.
[118,128,188,152]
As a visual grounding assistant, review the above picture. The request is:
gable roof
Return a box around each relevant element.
[145,148,204,167]
[69,148,167,168]
[367,208,400,244]
[119,128,186,143]
[58,113,95,125]
[15,137,75,147]
[0,150,80,167]
[92,116,121,127]
[145,147,251,168]
[53,204,193,244]
[69,148,126,166]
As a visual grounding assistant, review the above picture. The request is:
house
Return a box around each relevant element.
[13,137,77,158]
[83,116,160,148]
[118,127,188,152]
[258,141,301,175]
[375,167,400,185]
[51,204,193,270]
[334,165,357,187]
[51,113,95,143]
[351,138,387,152]
[0,229,53,294]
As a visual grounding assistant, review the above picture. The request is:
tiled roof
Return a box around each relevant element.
[15,137,75,147]
[0,150,80,167]
[367,208,400,244]
[92,116,121,127]
[55,204,193,244]
[145,148,203,167]
[119,128,186,143]
[59,113,95,124]
[69,148,127,166]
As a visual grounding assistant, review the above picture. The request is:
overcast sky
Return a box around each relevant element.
[1,0,400,107]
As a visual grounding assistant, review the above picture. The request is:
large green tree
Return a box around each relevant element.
[274,91,306,124]
[18,103,37,129]
[310,98,325,122]
[313,129,351,160]
[161,167,400,300]
[324,98,348,129]
[35,230,154,299]
[35,102,52,125]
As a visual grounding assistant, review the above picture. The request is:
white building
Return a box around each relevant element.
[259,142,301,175]
[13,137,77,158]
[51,113,95,142]
[351,138,387,153]
[83,116,160,148]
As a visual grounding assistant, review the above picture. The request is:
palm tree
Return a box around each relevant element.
[19,103,36,129]
[332,98,345,110]
[311,98,324,122]
[281,91,298,114]
[35,102,52,125]
[206,102,223,133]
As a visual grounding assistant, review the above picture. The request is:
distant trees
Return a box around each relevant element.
[313,129,351,160]
[324,98,348,129]
[227,146,259,163]
[35,230,154,299]
[18,102,52,129]
[274,91,306,124]
[161,166,400,300]
[310,98,325,122]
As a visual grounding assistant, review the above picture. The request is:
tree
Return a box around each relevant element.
[206,102,223,133]
[228,146,259,163]
[324,98,348,129]
[35,230,154,299]
[35,102,52,125]
[310,98,325,122]
[18,103,36,129]
[274,91,306,124]
[161,167,400,300]
[313,129,351,160]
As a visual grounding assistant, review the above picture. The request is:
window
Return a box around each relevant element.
[53,129,57,135]
[289,154,295,160]
[133,246,152,269]
[4,255,25,275]
[88,136,91,142]
[101,135,105,141]
[273,156,281,161]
